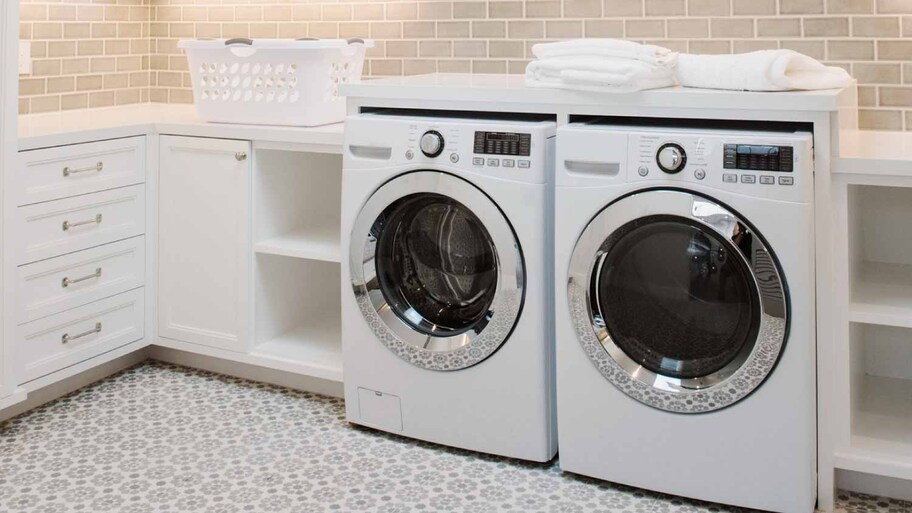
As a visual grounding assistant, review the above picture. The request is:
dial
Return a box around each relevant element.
[656,143,687,174]
[419,130,445,158]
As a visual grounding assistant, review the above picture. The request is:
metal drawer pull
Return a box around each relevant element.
[62,268,102,288]
[235,152,247,161]
[61,322,102,344]
[63,161,103,177]
[62,214,102,231]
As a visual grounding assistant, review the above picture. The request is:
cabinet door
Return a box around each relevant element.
[158,136,251,352]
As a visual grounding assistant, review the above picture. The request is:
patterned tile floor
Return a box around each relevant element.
[0,362,907,513]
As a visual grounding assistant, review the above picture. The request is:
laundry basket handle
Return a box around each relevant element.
[225,38,254,46]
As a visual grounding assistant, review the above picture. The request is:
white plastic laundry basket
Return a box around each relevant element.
[179,38,373,127]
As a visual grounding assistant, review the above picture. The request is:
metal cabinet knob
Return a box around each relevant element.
[235,152,248,162]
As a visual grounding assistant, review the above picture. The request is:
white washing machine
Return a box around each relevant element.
[555,121,816,511]
[341,112,557,462]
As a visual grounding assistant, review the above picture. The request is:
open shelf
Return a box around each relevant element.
[848,185,912,328]
[254,226,341,263]
[253,254,342,382]
[838,323,912,481]
[253,148,342,263]
[251,315,342,382]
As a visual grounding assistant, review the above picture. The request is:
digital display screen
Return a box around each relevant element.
[474,131,531,156]
[724,144,793,172]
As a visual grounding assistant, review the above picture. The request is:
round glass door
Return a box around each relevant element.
[568,190,788,413]
[350,171,524,371]
[375,193,498,339]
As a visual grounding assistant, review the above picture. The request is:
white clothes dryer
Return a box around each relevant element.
[555,120,817,511]
[341,111,557,462]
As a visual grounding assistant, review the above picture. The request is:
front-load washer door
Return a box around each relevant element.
[350,171,524,371]
[568,189,788,413]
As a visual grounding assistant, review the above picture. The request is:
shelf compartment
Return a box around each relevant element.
[848,185,912,328]
[253,254,342,382]
[253,148,342,263]
[254,226,340,263]
[840,323,912,481]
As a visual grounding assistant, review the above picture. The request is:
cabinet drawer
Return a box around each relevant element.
[18,236,145,324]
[20,288,144,383]
[18,137,145,206]
[16,184,145,264]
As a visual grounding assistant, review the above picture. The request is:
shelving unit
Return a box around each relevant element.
[253,148,343,262]
[251,147,345,382]
[837,323,912,481]
[847,185,912,328]
[833,178,912,497]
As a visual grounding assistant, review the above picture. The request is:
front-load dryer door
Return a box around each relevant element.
[568,189,788,413]
[350,171,524,371]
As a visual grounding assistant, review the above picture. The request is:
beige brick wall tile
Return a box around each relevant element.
[854,62,902,83]
[804,17,850,36]
[828,39,875,60]
[626,19,665,37]
[711,17,753,37]
[688,0,731,15]
[732,0,776,14]
[604,0,644,16]
[565,0,603,17]
[827,0,874,13]
[668,18,709,38]
[15,0,912,129]
[859,109,903,129]
[878,40,912,60]
[645,0,686,16]
[757,18,802,37]
[852,16,900,35]
[782,0,826,14]
[584,19,625,36]
[877,0,912,13]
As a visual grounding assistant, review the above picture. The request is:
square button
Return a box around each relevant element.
[722,173,738,183]
[741,175,756,184]
[502,159,515,168]
[779,176,794,185]
[472,157,484,166]
[518,160,531,168]
[760,175,775,185]
[487,158,500,167]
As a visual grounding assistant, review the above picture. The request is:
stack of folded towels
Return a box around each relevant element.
[525,38,855,93]
[525,39,678,93]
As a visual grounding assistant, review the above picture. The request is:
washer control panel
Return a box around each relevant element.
[345,113,556,185]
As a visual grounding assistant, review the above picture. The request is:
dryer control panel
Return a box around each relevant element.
[557,122,814,203]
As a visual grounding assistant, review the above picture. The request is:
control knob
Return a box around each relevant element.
[419,130,445,158]
[656,143,687,174]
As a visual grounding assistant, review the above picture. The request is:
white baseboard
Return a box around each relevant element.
[148,345,344,398]
[837,469,912,501]
[0,347,151,422]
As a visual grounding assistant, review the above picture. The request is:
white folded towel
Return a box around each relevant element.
[676,50,854,91]
[532,39,678,67]
[526,57,675,93]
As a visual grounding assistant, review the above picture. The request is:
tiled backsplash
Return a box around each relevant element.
[19,0,912,130]
[20,0,150,114]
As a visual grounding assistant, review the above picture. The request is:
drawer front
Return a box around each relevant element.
[20,288,145,383]
[19,137,145,206]
[18,236,145,324]
[16,184,145,265]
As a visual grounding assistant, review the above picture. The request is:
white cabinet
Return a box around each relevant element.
[158,136,251,352]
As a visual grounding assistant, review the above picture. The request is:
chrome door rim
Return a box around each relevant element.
[567,189,788,413]
[350,171,525,371]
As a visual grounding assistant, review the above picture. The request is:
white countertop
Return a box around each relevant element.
[835,130,912,177]
[18,104,344,152]
[342,73,853,113]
